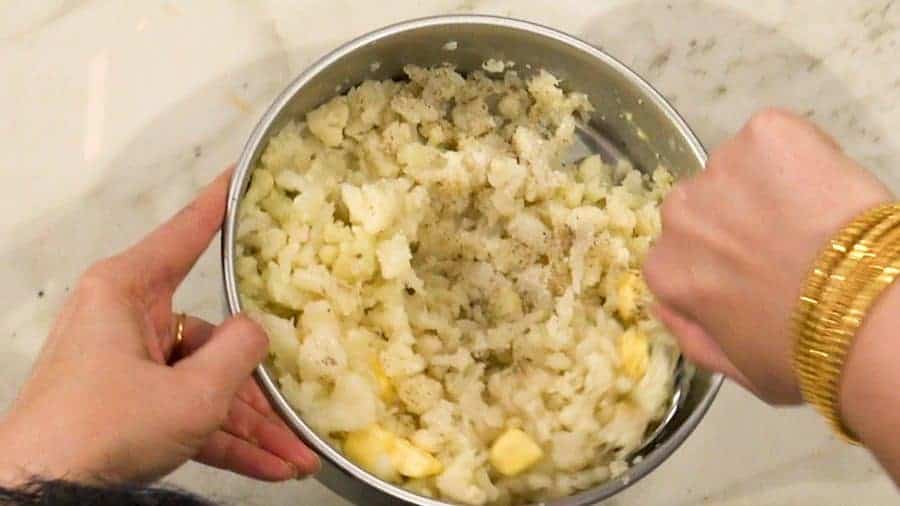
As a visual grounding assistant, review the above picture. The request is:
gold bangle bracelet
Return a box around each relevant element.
[793,204,895,350]
[793,204,900,443]
[808,208,900,353]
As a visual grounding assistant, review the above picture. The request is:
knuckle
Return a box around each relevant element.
[82,258,114,280]
[643,255,688,306]
[78,261,119,295]
[689,268,719,304]
[230,314,269,346]
[744,107,800,138]
[234,406,267,441]
[704,146,729,175]
[659,186,690,232]
[79,255,145,300]
[677,344,708,370]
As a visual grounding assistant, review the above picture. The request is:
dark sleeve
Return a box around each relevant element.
[0,478,218,506]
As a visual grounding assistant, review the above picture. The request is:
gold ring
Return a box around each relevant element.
[174,312,186,348]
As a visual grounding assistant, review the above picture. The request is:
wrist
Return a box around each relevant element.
[0,406,99,487]
[839,280,900,474]
[0,413,33,487]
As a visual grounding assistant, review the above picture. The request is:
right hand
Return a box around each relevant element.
[643,108,893,404]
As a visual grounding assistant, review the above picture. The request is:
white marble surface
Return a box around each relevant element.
[1,1,898,504]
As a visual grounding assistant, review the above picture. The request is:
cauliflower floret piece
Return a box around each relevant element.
[631,344,675,415]
[257,228,287,262]
[332,229,378,282]
[397,143,445,180]
[380,342,427,378]
[550,430,593,471]
[488,285,523,321]
[297,301,347,380]
[527,70,564,110]
[341,182,400,236]
[252,311,298,375]
[397,374,444,415]
[607,188,638,233]
[236,255,264,298]
[306,96,349,147]
[242,169,274,207]
[600,402,649,453]
[260,121,322,174]
[452,98,496,136]
[506,212,549,249]
[497,92,526,119]
[376,233,413,280]
[436,451,488,506]
[292,265,359,317]
[322,373,380,431]
[346,80,392,135]
[391,95,440,124]
[262,261,306,310]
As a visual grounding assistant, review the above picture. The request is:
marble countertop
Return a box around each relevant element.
[1,1,898,504]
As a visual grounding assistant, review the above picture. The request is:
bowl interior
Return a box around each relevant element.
[224,15,721,506]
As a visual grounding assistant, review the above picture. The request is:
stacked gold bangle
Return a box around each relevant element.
[793,203,900,443]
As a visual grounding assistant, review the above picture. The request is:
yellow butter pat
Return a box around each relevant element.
[344,425,442,481]
[371,356,396,402]
[489,428,543,476]
[618,328,649,380]
[616,270,642,322]
[343,425,399,482]
[391,438,443,478]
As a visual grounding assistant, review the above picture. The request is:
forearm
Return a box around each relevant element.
[840,281,900,482]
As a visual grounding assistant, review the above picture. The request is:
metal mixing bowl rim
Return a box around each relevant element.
[222,14,723,506]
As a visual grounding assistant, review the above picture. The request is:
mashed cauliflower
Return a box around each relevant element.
[236,64,679,505]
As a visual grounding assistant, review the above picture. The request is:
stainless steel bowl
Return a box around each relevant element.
[223,14,722,506]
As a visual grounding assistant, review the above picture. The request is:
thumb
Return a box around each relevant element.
[176,314,269,399]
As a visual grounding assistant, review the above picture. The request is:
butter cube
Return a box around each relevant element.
[391,438,443,478]
[343,425,400,482]
[616,270,643,322]
[489,428,543,476]
[344,425,443,481]
[371,356,396,403]
[618,328,649,380]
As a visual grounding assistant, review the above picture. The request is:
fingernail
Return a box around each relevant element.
[304,452,322,475]
[287,463,300,479]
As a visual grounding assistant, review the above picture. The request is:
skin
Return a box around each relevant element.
[0,170,319,486]
[644,108,899,482]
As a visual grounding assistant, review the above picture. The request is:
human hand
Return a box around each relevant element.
[0,170,319,486]
[644,109,893,404]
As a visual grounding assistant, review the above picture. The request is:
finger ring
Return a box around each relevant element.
[174,312,186,348]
